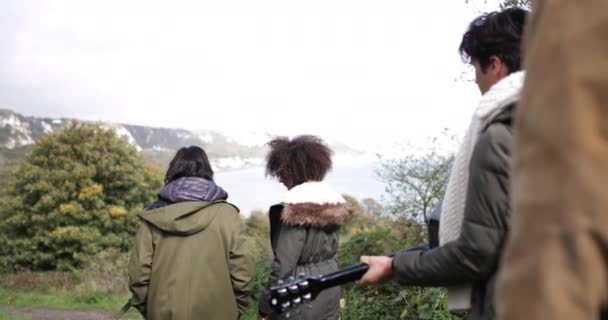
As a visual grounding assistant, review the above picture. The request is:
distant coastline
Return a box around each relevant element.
[215,161,385,216]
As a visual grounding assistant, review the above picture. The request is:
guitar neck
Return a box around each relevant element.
[269,253,413,313]
[316,263,369,289]
[314,252,401,292]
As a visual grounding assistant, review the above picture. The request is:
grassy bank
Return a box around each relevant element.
[0,285,259,320]
[0,287,128,311]
[0,312,31,320]
[0,269,142,319]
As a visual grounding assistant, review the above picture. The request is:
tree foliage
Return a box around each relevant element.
[0,123,162,272]
[465,0,531,9]
[377,136,454,223]
[340,195,378,237]
[500,0,531,9]
[360,135,463,319]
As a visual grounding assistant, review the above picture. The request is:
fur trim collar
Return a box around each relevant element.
[281,181,346,204]
[279,181,353,227]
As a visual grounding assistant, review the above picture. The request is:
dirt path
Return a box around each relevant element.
[0,305,140,320]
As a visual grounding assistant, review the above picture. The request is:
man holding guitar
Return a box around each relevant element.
[358,8,528,320]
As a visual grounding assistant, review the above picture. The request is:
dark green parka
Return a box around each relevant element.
[258,181,353,320]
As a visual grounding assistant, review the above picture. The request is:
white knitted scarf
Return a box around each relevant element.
[439,71,525,310]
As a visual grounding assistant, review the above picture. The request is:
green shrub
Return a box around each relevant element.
[0,123,163,272]
[338,222,460,319]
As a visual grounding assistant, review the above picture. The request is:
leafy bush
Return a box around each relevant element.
[340,283,407,320]
[0,123,162,272]
[338,218,425,266]
[338,220,460,319]
[243,211,273,300]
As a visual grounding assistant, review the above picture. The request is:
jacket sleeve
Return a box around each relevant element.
[228,215,255,316]
[258,223,307,315]
[392,124,512,286]
[127,222,155,318]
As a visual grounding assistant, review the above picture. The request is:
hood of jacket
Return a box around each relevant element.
[279,181,353,227]
[158,177,228,203]
[139,200,239,236]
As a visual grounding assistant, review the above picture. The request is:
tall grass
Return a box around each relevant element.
[0,311,31,320]
[0,249,141,318]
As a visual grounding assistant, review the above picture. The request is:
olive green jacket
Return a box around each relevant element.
[128,200,254,320]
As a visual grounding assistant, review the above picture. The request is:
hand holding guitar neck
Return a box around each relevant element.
[268,263,370,314]
[268,253,401,314]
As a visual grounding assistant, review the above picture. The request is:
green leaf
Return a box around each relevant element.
[419,310,433,319]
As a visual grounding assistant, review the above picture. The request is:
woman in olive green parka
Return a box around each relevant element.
[128,146,254,320]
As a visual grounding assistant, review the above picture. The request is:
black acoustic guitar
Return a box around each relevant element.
[268,244,429,314]
[268,261,369,314]
[268,244,432,314]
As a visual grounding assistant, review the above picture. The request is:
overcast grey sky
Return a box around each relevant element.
[1,0,503,150]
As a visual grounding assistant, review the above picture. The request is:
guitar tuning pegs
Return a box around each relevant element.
[303,293,312,301]
[277,288,288,297]
[276,279,284,285]
[287,276,295,282]
[271,298,278,306]
[288,284,299,294]
[298,280,309,289]
[281,301,291,309]
[297,272,306,277]
[292,297,302,305]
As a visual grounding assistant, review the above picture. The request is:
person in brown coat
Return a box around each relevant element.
[496,1,608,319]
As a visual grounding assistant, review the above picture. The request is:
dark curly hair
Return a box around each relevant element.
[459,7,529,72]
[165,146,214,184]
[265,135,333,189]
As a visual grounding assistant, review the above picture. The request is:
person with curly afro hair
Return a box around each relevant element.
[257,135,353,320]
